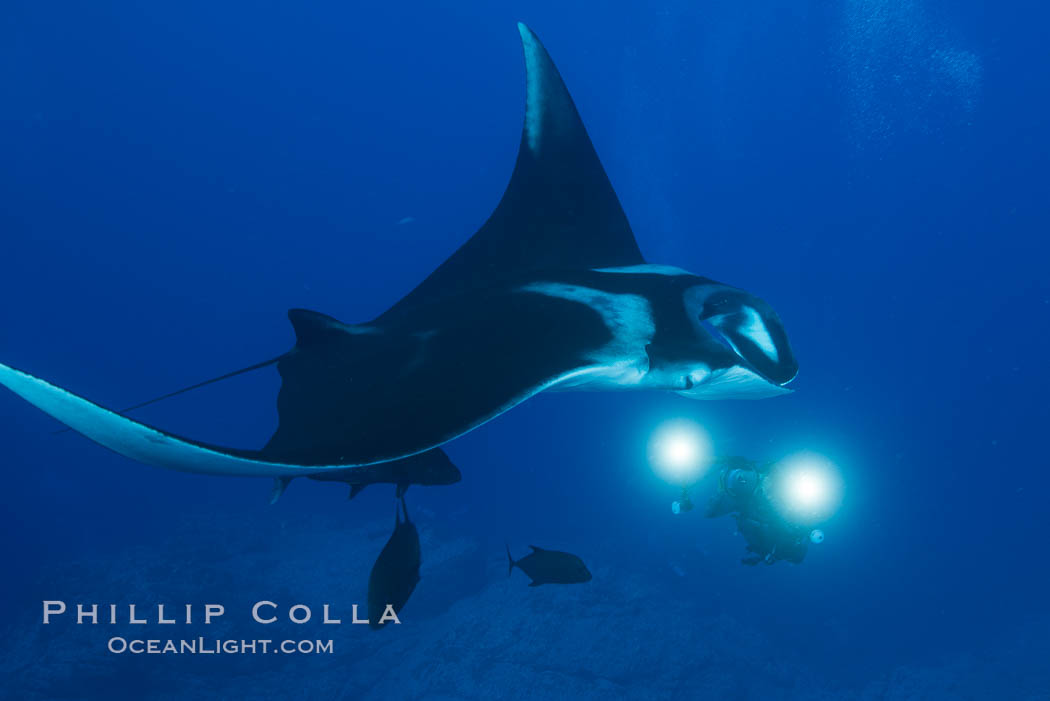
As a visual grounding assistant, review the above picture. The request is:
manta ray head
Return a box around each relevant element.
[678,281,799,399]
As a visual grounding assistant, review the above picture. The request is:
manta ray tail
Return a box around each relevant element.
[47,308,343,439]
[113,356,283,415]
[52,355,283,435]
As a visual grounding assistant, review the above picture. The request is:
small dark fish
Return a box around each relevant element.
[506,544,592,586]
[268,448,461,504]
[367,496,421,629]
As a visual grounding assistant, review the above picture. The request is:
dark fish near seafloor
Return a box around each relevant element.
[507,544,592,586]
[367,496,421,629]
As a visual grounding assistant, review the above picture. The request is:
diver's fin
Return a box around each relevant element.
[348,483,367,500]
[378,23,643,320]
[506,543,516,576]
[395,482,409,499]
[269,477,291,505]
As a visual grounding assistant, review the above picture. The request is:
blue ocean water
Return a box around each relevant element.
[1,1,1047,699]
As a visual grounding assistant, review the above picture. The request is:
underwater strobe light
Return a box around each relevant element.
[769,452,843,524]
[648,418,713,487]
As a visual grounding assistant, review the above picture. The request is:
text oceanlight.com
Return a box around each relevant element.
[107,638,334,655]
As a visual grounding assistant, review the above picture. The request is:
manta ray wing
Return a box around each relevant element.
[379,23,644,322]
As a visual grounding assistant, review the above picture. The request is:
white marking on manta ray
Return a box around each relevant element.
[643,362,712,392]
[518,23,546,154]
[517,282,653,387]
[738,306,779,363]
[676,365,792,400]
[593,264,691,276]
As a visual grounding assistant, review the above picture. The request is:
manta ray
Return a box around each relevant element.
[0,24,798,482]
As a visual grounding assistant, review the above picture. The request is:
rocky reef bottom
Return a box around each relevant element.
[2,510,1045,701]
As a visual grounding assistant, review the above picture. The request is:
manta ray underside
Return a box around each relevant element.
[0,24,798,480]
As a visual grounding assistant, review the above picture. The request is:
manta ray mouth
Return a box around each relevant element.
[698,320,794,389]
[698,319,735,352]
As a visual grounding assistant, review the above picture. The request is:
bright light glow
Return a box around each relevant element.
[770,452,843,523]
[787,470,826,508]
[648,419,713,485]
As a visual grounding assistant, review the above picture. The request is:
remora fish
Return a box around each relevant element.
[0,23,797,482]
[507,544,592,586]
[367,496,421,629]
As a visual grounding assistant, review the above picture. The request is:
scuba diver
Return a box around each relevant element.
[703,456,823,566]
[704,456,764,519]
